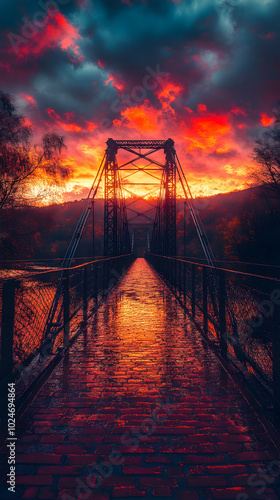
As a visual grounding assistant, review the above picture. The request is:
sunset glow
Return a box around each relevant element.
[1,0,279,202]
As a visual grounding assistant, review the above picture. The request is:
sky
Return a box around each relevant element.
[1,0,280,201]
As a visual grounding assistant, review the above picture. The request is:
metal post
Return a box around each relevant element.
[178,260,182,298]
[94,263,98,307]
[202,267,208,335]
[273,303,280,415]
[183,261,186,305]
[92,200,95,260]
[218,270,227,356]
[174,259,177,292]
[63,270,70,347]
[163,139,176,257]
[83,265,88,323]
[184,200,187,257]
[0,280,17,380]
[191,264,196,318]
[104,139,119,257]
[132,230,135,254]
[102,259,106,298]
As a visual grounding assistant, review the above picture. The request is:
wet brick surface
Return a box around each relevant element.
[1,258,279,499]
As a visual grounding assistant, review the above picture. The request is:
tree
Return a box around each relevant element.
[0,90,70,210]
[251,110,280,199]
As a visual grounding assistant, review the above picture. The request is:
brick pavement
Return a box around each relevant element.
[1,258,280,500]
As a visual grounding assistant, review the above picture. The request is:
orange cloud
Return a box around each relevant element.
[260,113,274,126]
[184,113,231,151]
[216,146,231,154]
[86,121,97,132]
[156,80,183,112]
[113,100,158,132]
[60,123,82,133]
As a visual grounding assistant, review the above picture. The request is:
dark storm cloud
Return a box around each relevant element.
[80,0,222,80]
[1,0,280,141]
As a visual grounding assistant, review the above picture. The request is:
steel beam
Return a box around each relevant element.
[163,139,177,256]
[104,139,119,256]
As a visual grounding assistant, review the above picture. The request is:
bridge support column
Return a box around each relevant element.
[163,139,177,257]
[202,267,208,335]
[191,264,196,318]
[184,200,187,257]
[104,139,119,257]
[63,270,70,347]
[92,201,95,260]
[183,261,186,305]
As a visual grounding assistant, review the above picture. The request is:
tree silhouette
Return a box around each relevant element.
[252,110,280,199]
[0,90,69,211]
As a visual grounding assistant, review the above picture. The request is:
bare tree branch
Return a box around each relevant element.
[0,90,71,211]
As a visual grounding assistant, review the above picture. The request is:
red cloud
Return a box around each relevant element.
[8,13,82,61]
[105,73,125,92]
[113,100,158,132]
[261,32,277,40]
[197,104,207,112]
[47,108,60,120]
[260,113,274,126]
[47,108,83,133]
[21,94,35,104]
[64,112,76,121]
[184,113,231,151]
[231,106,247,116]
[86,121,97,132]
[23,117,32,127]
[156,80,183,112]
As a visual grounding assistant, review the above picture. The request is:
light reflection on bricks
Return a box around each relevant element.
[2,258,279,500]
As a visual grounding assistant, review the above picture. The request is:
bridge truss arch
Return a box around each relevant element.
[103,138,177,257]
[43,137,216,341]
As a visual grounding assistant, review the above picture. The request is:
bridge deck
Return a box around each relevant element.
[4,259,280,499]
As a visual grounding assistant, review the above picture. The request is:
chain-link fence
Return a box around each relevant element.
[146,253,280,406]
[0,255,135,386]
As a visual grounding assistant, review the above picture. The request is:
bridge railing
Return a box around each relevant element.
[146,253,280,411]
[0,254,135,389]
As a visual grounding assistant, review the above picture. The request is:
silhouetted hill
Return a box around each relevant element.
[1,186,279,265]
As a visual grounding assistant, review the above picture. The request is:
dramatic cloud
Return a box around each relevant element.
[1,0,280,198]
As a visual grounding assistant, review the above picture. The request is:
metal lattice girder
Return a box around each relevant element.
[104,140,118,257]
[163,139,177,256]
[114,140,166,150]
[104,139,132,257]
[104,138,176,257]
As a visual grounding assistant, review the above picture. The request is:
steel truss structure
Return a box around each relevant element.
[43,137,217,342]
[104,138,177,257]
